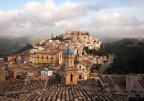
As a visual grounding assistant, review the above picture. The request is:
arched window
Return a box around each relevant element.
[37,55,39,58]
[79,75,82,79]
[82,52,84,55]
[46,56,48,59]
[70,74,73,82]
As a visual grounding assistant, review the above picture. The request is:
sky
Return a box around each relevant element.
[0,0,144,37]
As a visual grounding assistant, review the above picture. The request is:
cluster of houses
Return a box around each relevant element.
[1,30,108,85]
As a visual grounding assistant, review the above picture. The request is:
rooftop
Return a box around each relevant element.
[0,79,122,101]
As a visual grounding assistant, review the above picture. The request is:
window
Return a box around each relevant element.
[82,52,84,55]
[41,55,44,59]
[70,74,73,82]
[37,55,39,58]
[46,56,48,59]
[77,49,78,53]
[79,75,82,79]
[79,66,81,69]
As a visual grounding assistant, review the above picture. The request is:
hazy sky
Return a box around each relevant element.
[0,0,144,36]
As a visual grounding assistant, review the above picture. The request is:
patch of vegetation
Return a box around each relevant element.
[104,40,144,74]
[0,37,30,58]
[90,64,102,72]
[83,44,109,57]
[13,44,33,55]
[111,38,136,45]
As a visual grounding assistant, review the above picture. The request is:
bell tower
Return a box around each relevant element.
[64,47,77,85]
[65,48,74,67]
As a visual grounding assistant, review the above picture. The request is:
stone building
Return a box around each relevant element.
[76,62,90,81]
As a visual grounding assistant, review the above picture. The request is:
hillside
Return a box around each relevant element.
[106,38,144,46]
[0,37,30,58]
[0,34,50,58]
[104,38,144,74]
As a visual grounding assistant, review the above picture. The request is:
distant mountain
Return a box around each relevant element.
[0,34,50,58]
[13,44,33,55]
[105,38,144,46]
[0,36,31,58]
[97,37,123,44]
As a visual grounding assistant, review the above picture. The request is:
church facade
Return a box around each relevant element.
[63,47,90,85]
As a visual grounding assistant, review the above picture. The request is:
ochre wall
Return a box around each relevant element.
[29,51,62,65]
[65,71,77,85]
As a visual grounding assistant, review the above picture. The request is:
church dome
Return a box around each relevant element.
[65,48,73,55]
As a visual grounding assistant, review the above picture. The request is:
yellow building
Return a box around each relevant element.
[29,49,63,66]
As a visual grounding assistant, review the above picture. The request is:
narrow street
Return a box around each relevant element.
[99,55,114,74]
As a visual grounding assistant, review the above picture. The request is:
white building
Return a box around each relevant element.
[41,70,53,76]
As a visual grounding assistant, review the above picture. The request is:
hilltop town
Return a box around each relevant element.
[1,30,105,84]
[0,30,144,101]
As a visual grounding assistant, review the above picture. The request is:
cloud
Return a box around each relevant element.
[0,0,144,37]
[125,0,144,7]
[0,10,12,28]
